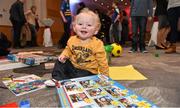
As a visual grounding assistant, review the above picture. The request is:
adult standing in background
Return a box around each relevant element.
[121,10,129,45]
[9,0,26,48]
[165,0,180,53]
[109,2,120,44]
[25,5,39,47]
[154,0,170,50]
[59,0,72,48]
[129,0,153,53]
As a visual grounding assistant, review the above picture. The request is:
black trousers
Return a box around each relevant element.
[59,18,72,48]
[167,6,180,43]
[52,60,94,81]
[11,21,24,48]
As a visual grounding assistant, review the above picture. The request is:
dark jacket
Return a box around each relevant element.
[9,0,26,23]
[155,0,168,16]
[130,0,153,17]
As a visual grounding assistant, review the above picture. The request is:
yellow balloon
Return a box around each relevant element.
[111,43,123,57]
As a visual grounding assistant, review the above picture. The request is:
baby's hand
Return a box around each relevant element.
[58,55,68,63]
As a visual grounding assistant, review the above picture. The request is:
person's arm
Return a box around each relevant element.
[60,10,67,23]
[24,10,31,15]
[24,10,30,22]
[94,41,109,76]
[60,1,67,23]
[148,0,153,20]
[114,8,120,23]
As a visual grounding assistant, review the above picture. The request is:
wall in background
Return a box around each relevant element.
[0,0,48,46]
[0,0,14,26]
[0,0,46,26]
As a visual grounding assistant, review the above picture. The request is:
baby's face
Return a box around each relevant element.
[73,13,98,40]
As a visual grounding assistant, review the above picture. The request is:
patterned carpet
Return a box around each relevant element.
[0,45,180,107]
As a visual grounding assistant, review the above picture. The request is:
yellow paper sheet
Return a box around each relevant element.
[109,65,147,80]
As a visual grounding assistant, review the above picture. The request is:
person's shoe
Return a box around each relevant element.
[141,50,148,53]
[155,45,165,50]
[44,79,57,87]
[161,43,168,49]
[165,43,176,54]
[128,49,137,53]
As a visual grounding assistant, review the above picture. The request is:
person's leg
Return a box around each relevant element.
[129,16,138,52]
[52,59,75,80]
[156,15,170,48]
[52,59,94,81]
[121,25,126,45]
[109,24,114,43]
[121,26,129,45]
[59,22,67,48]
[166,7,180,53]
[64,20,71,46]
[167,8,179,43]
[118,22,122,44]
[139,16,147,52]
[161,27,170,47]
[59,18,72,48]
[156,15,164,48]
[105,27,110,44]
[12,21,19,48]
[29,24,37,46]
[113,21,120,43]
[156,28,166,48]
[17,22,24,48]
[72,69,95,78]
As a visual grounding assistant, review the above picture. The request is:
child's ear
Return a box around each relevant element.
[73,24,76,33]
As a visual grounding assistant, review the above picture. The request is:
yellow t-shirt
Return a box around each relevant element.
[61,36,109,76]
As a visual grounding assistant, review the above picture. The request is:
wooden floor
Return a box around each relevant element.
[0,44,180,107]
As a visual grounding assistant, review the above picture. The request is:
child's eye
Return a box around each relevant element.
[87,24,92,26]
[78,23,82,25]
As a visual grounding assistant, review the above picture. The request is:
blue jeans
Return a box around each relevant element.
[28,23,37,46]
[109,21,121,43]
[131,16,147,51]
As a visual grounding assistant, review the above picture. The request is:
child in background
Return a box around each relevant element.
[47,8,109,85]
[25,5,39,47]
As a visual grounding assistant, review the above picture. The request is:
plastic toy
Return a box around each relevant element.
[104,45,113,64]
[19,100,30,108]
[111,43,123,57]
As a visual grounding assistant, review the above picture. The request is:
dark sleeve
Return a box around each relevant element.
[148,0,153,16]
[130,0,133,16]
[60,1,65,11]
